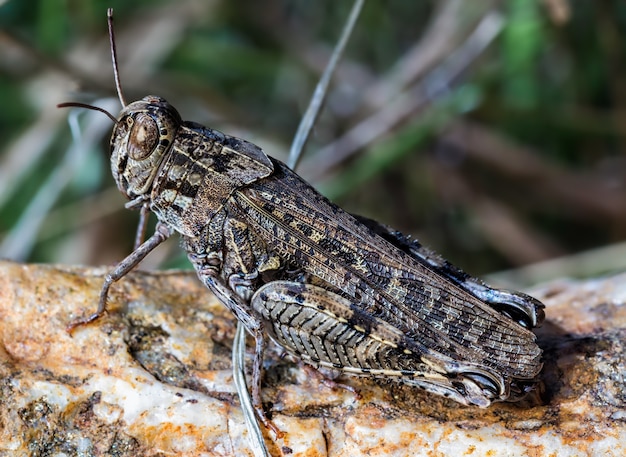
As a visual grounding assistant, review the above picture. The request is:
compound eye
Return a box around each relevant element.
[128,113,158,160]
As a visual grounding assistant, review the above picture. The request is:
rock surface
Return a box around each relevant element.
[1,260,625,456]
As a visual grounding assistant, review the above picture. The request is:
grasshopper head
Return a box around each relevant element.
[110,95,182,200]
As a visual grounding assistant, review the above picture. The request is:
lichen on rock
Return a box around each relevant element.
[1,261,625,456]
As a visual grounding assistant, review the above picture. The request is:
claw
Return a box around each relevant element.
[463,370,503,399]
[485,290,546,330]
[253,405,285,439]
[66,309,108,334]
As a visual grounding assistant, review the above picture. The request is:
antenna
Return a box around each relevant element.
[107,8,127,108]
[57,9,125,122]
[56,102,118,123]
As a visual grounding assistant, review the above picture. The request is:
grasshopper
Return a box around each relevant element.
[61,9,544,434]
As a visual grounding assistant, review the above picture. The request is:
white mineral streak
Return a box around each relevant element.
[1,260,625,456]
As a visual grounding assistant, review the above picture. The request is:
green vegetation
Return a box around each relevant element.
[1,0,625,284]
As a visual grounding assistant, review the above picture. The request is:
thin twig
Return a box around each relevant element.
[233,324,269,457]
[363,0,463,110]
[0,100,117,260]
[299,11,504,182]
[485,240,626,288]
[441,120,626,220]
[287,0,365,170]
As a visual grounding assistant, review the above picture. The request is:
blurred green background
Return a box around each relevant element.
[1,0,625,287]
